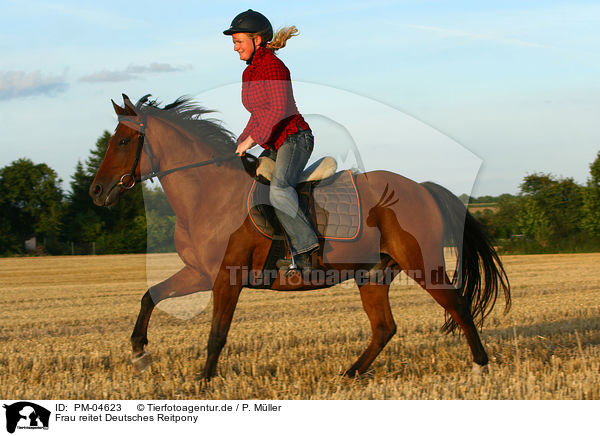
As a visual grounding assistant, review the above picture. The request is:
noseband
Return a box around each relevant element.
[116,115,149,190]
[116,115,240,190]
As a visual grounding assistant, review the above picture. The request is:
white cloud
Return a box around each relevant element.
[126,63,192,74]
[0,70,68,100]
[79,63,193,83]
[79,70,134,83]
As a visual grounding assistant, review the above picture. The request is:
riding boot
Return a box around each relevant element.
[276,257,293,270]
[294,252,314,274]
[276,248,316,273]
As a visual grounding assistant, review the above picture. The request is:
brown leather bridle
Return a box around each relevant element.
[116,115,241,190]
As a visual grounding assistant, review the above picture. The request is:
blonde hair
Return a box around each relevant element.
[251,26,299,53]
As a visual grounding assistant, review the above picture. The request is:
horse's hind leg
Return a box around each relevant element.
[395,257,489,372]
[131,265,208,372]
[425,279,489,370]
[378,209,489,372]
[343,282,396,377]
[201,270,244,380]
[395,249,489,370]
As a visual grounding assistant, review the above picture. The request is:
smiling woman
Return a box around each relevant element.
[231,33,256,63]
[224,9,319,271]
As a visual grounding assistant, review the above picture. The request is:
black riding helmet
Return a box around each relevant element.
[223,9,273,44]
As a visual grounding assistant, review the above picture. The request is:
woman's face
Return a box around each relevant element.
[232,33,260,61]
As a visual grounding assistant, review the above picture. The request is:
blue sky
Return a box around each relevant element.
[1,0,599,196]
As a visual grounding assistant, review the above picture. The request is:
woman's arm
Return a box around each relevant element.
[235,135,256,156]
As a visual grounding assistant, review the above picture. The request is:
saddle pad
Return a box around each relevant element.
[247,170,361,240]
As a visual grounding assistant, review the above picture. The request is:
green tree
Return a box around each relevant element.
[144,185,176,252]
[518,173,584,246]
[86,131,112,175]
[0,158,64,254]
[63,161,100,245]
[64,130,147,254]
[581,151,600,237]
[478,194,524,240]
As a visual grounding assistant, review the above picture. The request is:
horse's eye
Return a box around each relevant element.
[119,138,130,146]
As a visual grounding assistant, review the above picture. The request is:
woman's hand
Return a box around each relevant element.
[236,136,256,156]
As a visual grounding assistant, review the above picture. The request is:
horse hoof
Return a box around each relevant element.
[132,352,152,373]
[472,363,489,375]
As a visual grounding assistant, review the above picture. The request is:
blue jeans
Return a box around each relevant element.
[265,130,319,255]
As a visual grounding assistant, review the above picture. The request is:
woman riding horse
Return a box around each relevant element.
[88,11,510,377]
[225,9,319,272]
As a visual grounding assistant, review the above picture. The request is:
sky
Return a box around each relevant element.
[1,0,599,196]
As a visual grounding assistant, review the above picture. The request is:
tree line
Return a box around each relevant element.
[464,152,600,253]
[0,131,175,256]
[1,130,599,256]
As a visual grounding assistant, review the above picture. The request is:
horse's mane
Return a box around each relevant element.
[135,94,236,156]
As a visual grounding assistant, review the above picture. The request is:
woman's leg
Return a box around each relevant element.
[269,130,319,255]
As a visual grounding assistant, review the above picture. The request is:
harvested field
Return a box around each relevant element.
[0,253,598,399]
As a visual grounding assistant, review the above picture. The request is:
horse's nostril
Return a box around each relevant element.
[93,184,102,196]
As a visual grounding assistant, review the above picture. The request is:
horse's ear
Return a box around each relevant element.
[122,94,137,115]
[112,99,127,116]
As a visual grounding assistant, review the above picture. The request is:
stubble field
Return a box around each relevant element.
[0,252,598,400]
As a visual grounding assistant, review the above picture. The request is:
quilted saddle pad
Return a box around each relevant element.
[247,170,361,241]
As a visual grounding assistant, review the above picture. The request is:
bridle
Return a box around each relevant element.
[116,114,240,190]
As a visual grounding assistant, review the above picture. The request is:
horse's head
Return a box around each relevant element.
[89,94,145,207]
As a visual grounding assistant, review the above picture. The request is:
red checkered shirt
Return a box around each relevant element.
[238,46,310,150]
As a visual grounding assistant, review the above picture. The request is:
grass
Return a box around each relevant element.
[0,253,598,399]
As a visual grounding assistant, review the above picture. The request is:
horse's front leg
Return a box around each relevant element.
[131,290,155,372]
[201,267,245,380]
[131,265,210,372]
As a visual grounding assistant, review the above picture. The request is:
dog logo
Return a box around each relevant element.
[3,402,50,434]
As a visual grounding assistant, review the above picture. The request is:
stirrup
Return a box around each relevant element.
[276,257,294,270]
[277,249,316,272]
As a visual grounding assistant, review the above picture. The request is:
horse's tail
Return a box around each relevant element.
[420,181,511,333]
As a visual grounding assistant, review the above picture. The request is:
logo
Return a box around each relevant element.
[3,402,50,434]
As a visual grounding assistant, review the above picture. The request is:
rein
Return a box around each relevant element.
[117,115,240,190]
